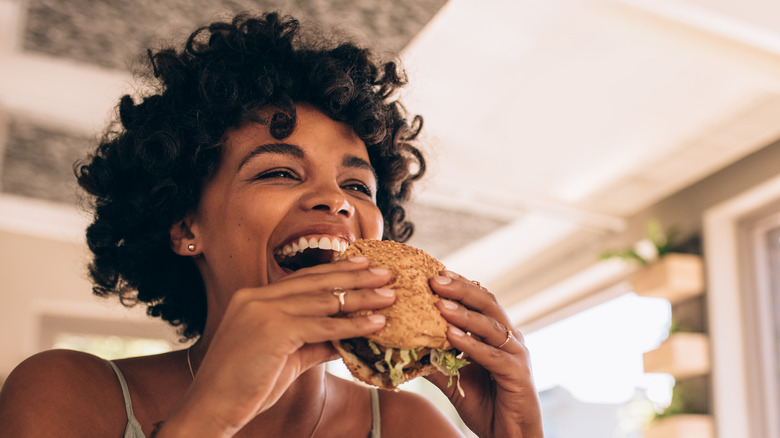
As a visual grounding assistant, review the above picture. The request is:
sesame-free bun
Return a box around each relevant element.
[340,239,450,350]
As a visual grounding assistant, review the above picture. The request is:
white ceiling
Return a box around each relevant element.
[3,0,780,319]
[404,0,780,213]
[395,0,780,301]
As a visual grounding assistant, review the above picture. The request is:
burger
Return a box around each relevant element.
[332,239,469,391]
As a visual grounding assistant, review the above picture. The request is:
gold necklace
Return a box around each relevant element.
[185,347,328,438]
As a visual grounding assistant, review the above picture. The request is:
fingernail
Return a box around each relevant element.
[375,288,395,297]
[369,267,389,275]
[449,326,466,337]
[442,270,458,279]
[368,314,386,324]
[438,300,458,310]
[348,256,367,263]
[433,275,452,285]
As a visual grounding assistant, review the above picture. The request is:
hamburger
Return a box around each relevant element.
[332,239,469,391]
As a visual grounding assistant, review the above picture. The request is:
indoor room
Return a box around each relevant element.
[1,0,779,437]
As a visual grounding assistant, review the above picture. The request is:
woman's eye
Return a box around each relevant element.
[344,181,373,197]
[254,169,297,180]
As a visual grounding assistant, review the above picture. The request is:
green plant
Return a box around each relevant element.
[652,381,708,421]
[601,219,679,265]
[652,384,686,420]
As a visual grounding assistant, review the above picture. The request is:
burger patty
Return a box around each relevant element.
[340,338,431,373]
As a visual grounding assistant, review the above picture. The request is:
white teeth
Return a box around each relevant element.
[277,235,349,258]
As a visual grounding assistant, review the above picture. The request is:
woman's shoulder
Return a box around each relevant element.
[0,349,127,435]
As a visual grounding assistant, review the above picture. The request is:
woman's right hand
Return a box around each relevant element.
[158,256,394,437]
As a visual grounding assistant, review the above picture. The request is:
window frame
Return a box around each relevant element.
[703,173,780,438]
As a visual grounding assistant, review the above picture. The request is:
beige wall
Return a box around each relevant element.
[0,228,178,379]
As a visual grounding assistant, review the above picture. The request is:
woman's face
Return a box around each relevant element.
[187,104,384,297]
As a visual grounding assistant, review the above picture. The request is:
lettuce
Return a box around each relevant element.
[384,347,413,387]
[368,340,382,355]
[430,349,470,397]
[378,345,469,393]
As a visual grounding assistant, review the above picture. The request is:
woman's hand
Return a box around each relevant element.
[426,271,544,438]
[160,257,393,437]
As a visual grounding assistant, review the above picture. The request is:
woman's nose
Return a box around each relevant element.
[301,184,355,218]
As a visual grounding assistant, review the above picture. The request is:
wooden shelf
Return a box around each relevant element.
[633,253,704,304]
[644,414,713,438]
[643,332,710,379]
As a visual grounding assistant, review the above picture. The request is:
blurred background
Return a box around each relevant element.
[2,0,780,437]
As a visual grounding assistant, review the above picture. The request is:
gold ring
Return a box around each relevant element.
[496,326,514,349]
[331,287,347,313]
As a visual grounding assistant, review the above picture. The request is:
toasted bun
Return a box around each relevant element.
[334,239,450,389]
[340,239,450,350]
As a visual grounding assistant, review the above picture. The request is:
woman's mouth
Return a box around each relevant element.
[274,235,350,272]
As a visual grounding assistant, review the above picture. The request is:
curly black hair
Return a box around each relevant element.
[74,12,426,340]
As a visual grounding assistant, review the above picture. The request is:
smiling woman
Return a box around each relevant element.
[0,11,543,438]
[181,104,386,304]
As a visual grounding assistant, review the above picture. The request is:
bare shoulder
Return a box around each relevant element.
[0,349,126,436]
[379,388,465,438]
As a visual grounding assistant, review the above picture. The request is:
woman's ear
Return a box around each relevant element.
[170,216,200,256]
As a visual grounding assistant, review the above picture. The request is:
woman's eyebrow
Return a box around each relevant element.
[238,143,304,170]
[343,155,377,181]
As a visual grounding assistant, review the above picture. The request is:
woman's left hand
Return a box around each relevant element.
[425,270,544,438]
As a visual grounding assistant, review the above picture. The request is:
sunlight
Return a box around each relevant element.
[526,293,673,405]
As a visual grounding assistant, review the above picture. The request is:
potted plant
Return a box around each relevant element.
[643,320,710,380]
[644,382,713,438]
[601,219,704,304]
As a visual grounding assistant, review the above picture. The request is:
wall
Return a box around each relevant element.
[0,228,178,379]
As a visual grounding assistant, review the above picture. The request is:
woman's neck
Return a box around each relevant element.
[185,340,330,437]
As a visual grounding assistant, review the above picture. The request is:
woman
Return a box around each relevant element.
[0,12,543,438]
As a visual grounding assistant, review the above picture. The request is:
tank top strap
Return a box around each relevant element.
[107,360,146,438]
[369,387,381,438]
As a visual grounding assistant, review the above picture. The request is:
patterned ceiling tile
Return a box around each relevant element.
[1,117,92,205]
[22,0,447,71]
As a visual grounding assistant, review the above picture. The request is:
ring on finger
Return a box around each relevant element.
[471,279,485,290]
[496,326,514,350]
[331,287,347,313]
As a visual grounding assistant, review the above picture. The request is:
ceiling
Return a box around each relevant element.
[399,0,780,302]
[3,0,780,320]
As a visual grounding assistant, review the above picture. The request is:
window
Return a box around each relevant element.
[38,311,180,359]
[740,207,780,438]
[51,333,172,360]
[703,175,780,437]
[527,292,673,438]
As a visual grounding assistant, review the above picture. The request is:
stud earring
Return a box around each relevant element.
[187,243,196,252]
